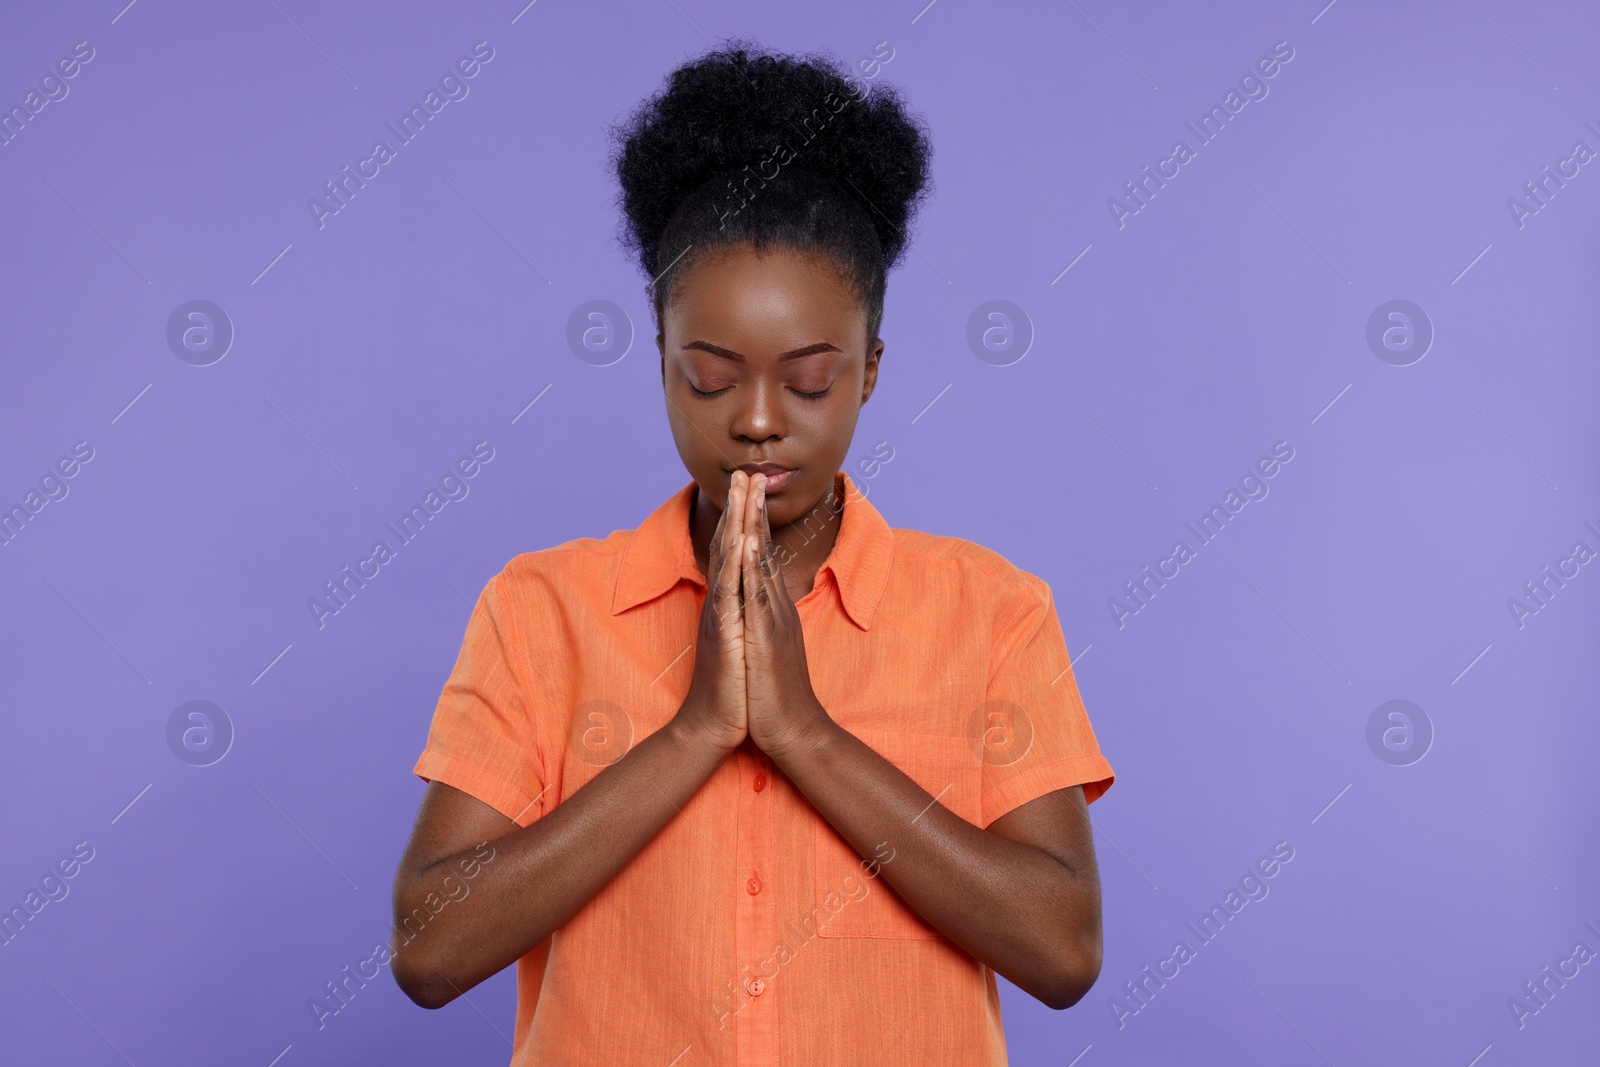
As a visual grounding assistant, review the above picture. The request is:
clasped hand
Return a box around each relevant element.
[679,470,831,759]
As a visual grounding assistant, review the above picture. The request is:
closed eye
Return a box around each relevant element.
[688,384,831,400]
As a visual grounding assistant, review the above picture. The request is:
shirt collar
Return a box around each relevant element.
[610,470,893,630]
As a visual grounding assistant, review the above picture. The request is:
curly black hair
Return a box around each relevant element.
[606,38,934,346]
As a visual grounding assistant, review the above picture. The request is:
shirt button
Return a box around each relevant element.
[747,978,765,997]
[746,876,762,895]
[753,773,767,793]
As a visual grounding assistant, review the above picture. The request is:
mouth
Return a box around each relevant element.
[731,463,797,492]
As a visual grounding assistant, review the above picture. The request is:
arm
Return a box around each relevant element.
[392,473,762,1009]
[390,716,735,1009]
[771,731,1102,1009]
[735,478,1103,1008]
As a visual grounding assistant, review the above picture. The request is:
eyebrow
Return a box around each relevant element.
[680,340,841,363]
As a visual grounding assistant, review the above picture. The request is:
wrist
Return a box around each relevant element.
[666,701,744,758]
[758,701,841,766]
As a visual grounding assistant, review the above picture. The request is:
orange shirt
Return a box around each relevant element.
[413,470,1114,1066]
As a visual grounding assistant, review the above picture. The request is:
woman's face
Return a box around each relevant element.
[658,242,883,527]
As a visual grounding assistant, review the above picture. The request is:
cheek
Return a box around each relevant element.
[668,396,732,471]
[665,402,707,462]
[796,393,859,438]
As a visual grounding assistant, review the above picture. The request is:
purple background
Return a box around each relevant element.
[2,0,1597,1063]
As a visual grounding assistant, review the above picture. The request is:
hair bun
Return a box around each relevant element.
[608,38,933,282]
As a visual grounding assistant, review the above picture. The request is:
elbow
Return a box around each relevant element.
[1037,967,1098,1011]
[1037,940,1103,1011]
[393,967,459,1011]
[390,948,462,1011]
[1038,975,1092,1011]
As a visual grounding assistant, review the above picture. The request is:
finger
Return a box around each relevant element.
[731,472,750,552]
[743,472,764,548]
[720,473,746,578]
[731,475,755,614]
[757,520,786,606]
[746,479,774,607]
[742,533,769,634]
[758,483,775,560]
[710,473,732,538]
[711,470,745,565]
[748,485,790,603]
[756,513,792,615]
[707,485,730,578]
[713,473,747,627]
[716,514,743,618]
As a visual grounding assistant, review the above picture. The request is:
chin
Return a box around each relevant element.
[769,472,836,526]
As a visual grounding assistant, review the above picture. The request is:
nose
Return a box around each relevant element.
[731,377,785,443]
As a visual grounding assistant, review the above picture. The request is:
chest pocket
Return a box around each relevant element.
[812,727,982,940]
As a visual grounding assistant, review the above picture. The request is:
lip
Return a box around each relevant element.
[731,463,797,491]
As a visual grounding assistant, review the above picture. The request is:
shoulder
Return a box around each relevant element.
[888,526,1051,619]
[489,527,635,605]
[889,525,1042,584]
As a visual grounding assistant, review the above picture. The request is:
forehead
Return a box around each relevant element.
[663,244,863,344]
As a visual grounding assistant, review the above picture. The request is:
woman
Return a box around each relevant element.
[392,40,1115,1065]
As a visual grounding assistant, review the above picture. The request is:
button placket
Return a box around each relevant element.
[733,746,778,1064]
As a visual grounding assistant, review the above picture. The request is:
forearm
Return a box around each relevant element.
[393,713,732,1007]
[772,719,1100,1007]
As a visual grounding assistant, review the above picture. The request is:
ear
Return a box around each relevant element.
[860,337,885,406]
[657,333,666,386]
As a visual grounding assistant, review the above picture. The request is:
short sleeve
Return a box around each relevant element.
[979,573,1114,828]
[412,568,549,827]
